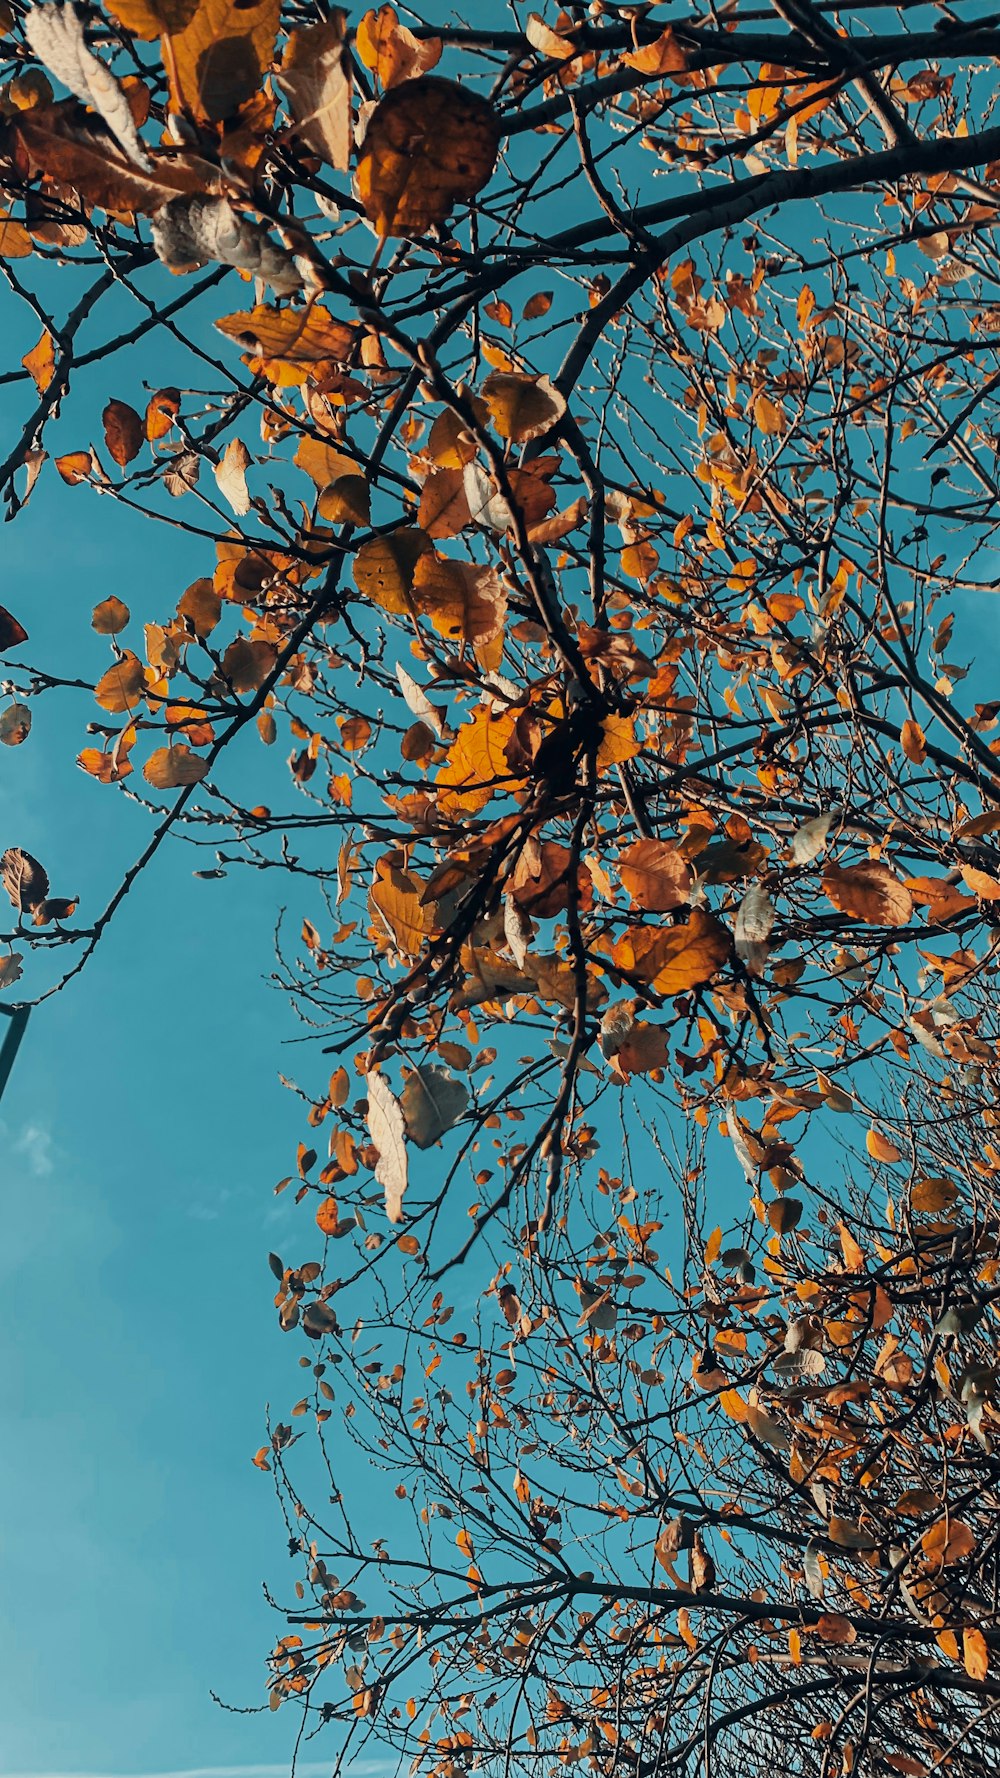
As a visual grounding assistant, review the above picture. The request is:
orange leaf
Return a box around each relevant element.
[822,860,913,927]
[866,1126,902,1164]
[356,76,499,239]
[964,1626,989,1681]
[900,718,926,763]
[619,839,692,912]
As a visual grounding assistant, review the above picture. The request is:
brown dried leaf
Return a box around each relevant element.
[0,702,31,746]
[103,399,144,468]
[618,839,692,912]
[822,860,913,927]
[1,846,49,911]
[356,76,499,239]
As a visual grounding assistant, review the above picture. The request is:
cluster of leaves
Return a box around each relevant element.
[8,1,1000,1775]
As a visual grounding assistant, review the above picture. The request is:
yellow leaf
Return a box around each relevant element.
[353,528,432,615]
[95,652,145,713]
[481,370,566,443]
[0,211,32,257]
[964,1626,989,1681]
[597,714,640,767]
[412,552,506,645]
[621,27,686,76]
[866,1127,902,1164]
[166,0,279,123]
[369,857,433,957]
[143,745,209,788]
[910,1175,957,1215]
[961,864,1000,901]
[356,4,441,88]
[22,330,55,393]
[436,704,519,814]
[922,1518,975,1568]
[753,394,786,435]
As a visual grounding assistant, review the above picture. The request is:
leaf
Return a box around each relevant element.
[964,1626,989,1681]
[822,860,913,927]
[395,666,447,740]
[482,371,566,443]
[356,5,442,89]
[863,1127,901,1167]
[152,196,300,295]
[218,307,355,386]
[827,1517,878,1551]
[790,811,832,864]
[1,847,48,912]
[7,102,209,215]
[961,864,1000,900]
[411,553,506,645]
[901,717,926,763]
[921,1518,976,1567]
[369,857,432,957]
[910,1175,958,1214]
[213,438,252,516]
[277,15,352,171]
[753,393,785,436]
[613,908,730,996]
[103,399,144,468]
[366,1069,408,1223]
[92,597,130,635]
[812,1614,857,1646]
[353,528,432,614]
[104,0,198,34]
[24,4,152,168]
[143,745,209,789]
[418,467,472,539]
[621,27,686,76]
[218,637,276,694]
[0,212,32,258]
[436,703,519,814]
[523,290,553,320]
[401,1064,469,1148]
[525,13,578,60]
[21,331,54,394]
[57,450,99,488]
[356,76,499,239]
[618,839,692,912]
[0,953,23,988]
[0,702,31,746]
[0,606,28,650]
[165,0,279,123]
[177,579,221,637]
[95,651,145,713]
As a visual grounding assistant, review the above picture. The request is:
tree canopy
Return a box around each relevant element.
[7,2,1000,1775]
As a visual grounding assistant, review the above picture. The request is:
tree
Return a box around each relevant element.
[5,1,1000,1772]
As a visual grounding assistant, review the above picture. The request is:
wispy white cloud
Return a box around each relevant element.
[11,1118,54,1178]
[0,1765,385,1778]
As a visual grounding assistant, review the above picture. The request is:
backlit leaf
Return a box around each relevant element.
[356,76,499,239]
